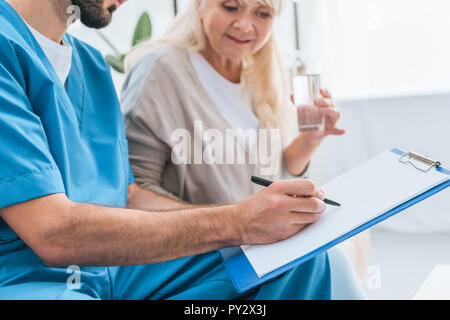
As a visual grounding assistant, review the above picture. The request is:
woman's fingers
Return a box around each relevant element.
[318,106,340,121]
[318,107,346,135]
[300,88,346,136]
[314,97,334,107]
[320,88,332,99]
[327,127,346,135]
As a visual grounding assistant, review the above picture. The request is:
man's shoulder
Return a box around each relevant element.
[64,33,106,64]
[0,16,37,79]
[0,13,28,51]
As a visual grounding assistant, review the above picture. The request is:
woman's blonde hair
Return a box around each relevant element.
[125,0,294,144]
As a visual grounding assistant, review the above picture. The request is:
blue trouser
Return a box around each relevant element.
[327,247,367,300]
[0,246,332,300]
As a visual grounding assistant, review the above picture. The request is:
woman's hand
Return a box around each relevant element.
[298,88,346,145]
[284,89,346,176]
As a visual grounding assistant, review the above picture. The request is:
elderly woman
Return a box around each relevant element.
[122,0,365,299]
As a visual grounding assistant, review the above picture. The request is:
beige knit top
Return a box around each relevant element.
[121,47,291,205]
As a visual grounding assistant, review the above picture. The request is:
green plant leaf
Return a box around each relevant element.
[132,12,152,47]
[105,55,124,74]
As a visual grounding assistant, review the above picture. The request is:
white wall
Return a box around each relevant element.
[308,93,450,233]
[298,0,450,100]
[68,0,450,100]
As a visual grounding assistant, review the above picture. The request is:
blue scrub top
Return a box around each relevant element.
[0,1,335,301]
[0,1,134,258]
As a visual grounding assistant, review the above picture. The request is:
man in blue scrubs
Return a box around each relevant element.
[0,0,332,300]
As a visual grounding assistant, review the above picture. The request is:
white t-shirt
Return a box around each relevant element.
[26,23,73,85]
[189,52,259,146]
[189,52,300,147]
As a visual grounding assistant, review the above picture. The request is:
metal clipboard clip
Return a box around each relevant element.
[399,151,442,173]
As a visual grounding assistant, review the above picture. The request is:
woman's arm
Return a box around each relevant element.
[126,109,182,201]
[127,183,198,212]
[123,62,185,203]
[284,134,322,176]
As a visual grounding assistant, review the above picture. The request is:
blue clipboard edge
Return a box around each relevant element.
[218,148,450,294]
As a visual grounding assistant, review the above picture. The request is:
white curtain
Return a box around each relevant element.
[297,0,450,99]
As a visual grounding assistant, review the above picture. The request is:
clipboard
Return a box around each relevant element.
[218,148,450,294]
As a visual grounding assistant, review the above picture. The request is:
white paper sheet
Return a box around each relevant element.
[241,150,448,277]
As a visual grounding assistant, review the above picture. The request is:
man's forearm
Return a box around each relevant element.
[42,200,241,267]
[2,179,328,269]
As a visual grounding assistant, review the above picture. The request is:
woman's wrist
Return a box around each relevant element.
[284,133,323,176]
[298,132,326,148]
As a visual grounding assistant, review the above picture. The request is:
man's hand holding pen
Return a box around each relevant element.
[231,179,327,246]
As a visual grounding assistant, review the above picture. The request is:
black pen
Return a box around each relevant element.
[251,176,341,207]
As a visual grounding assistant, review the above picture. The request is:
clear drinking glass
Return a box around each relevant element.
[292,74,325,132]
